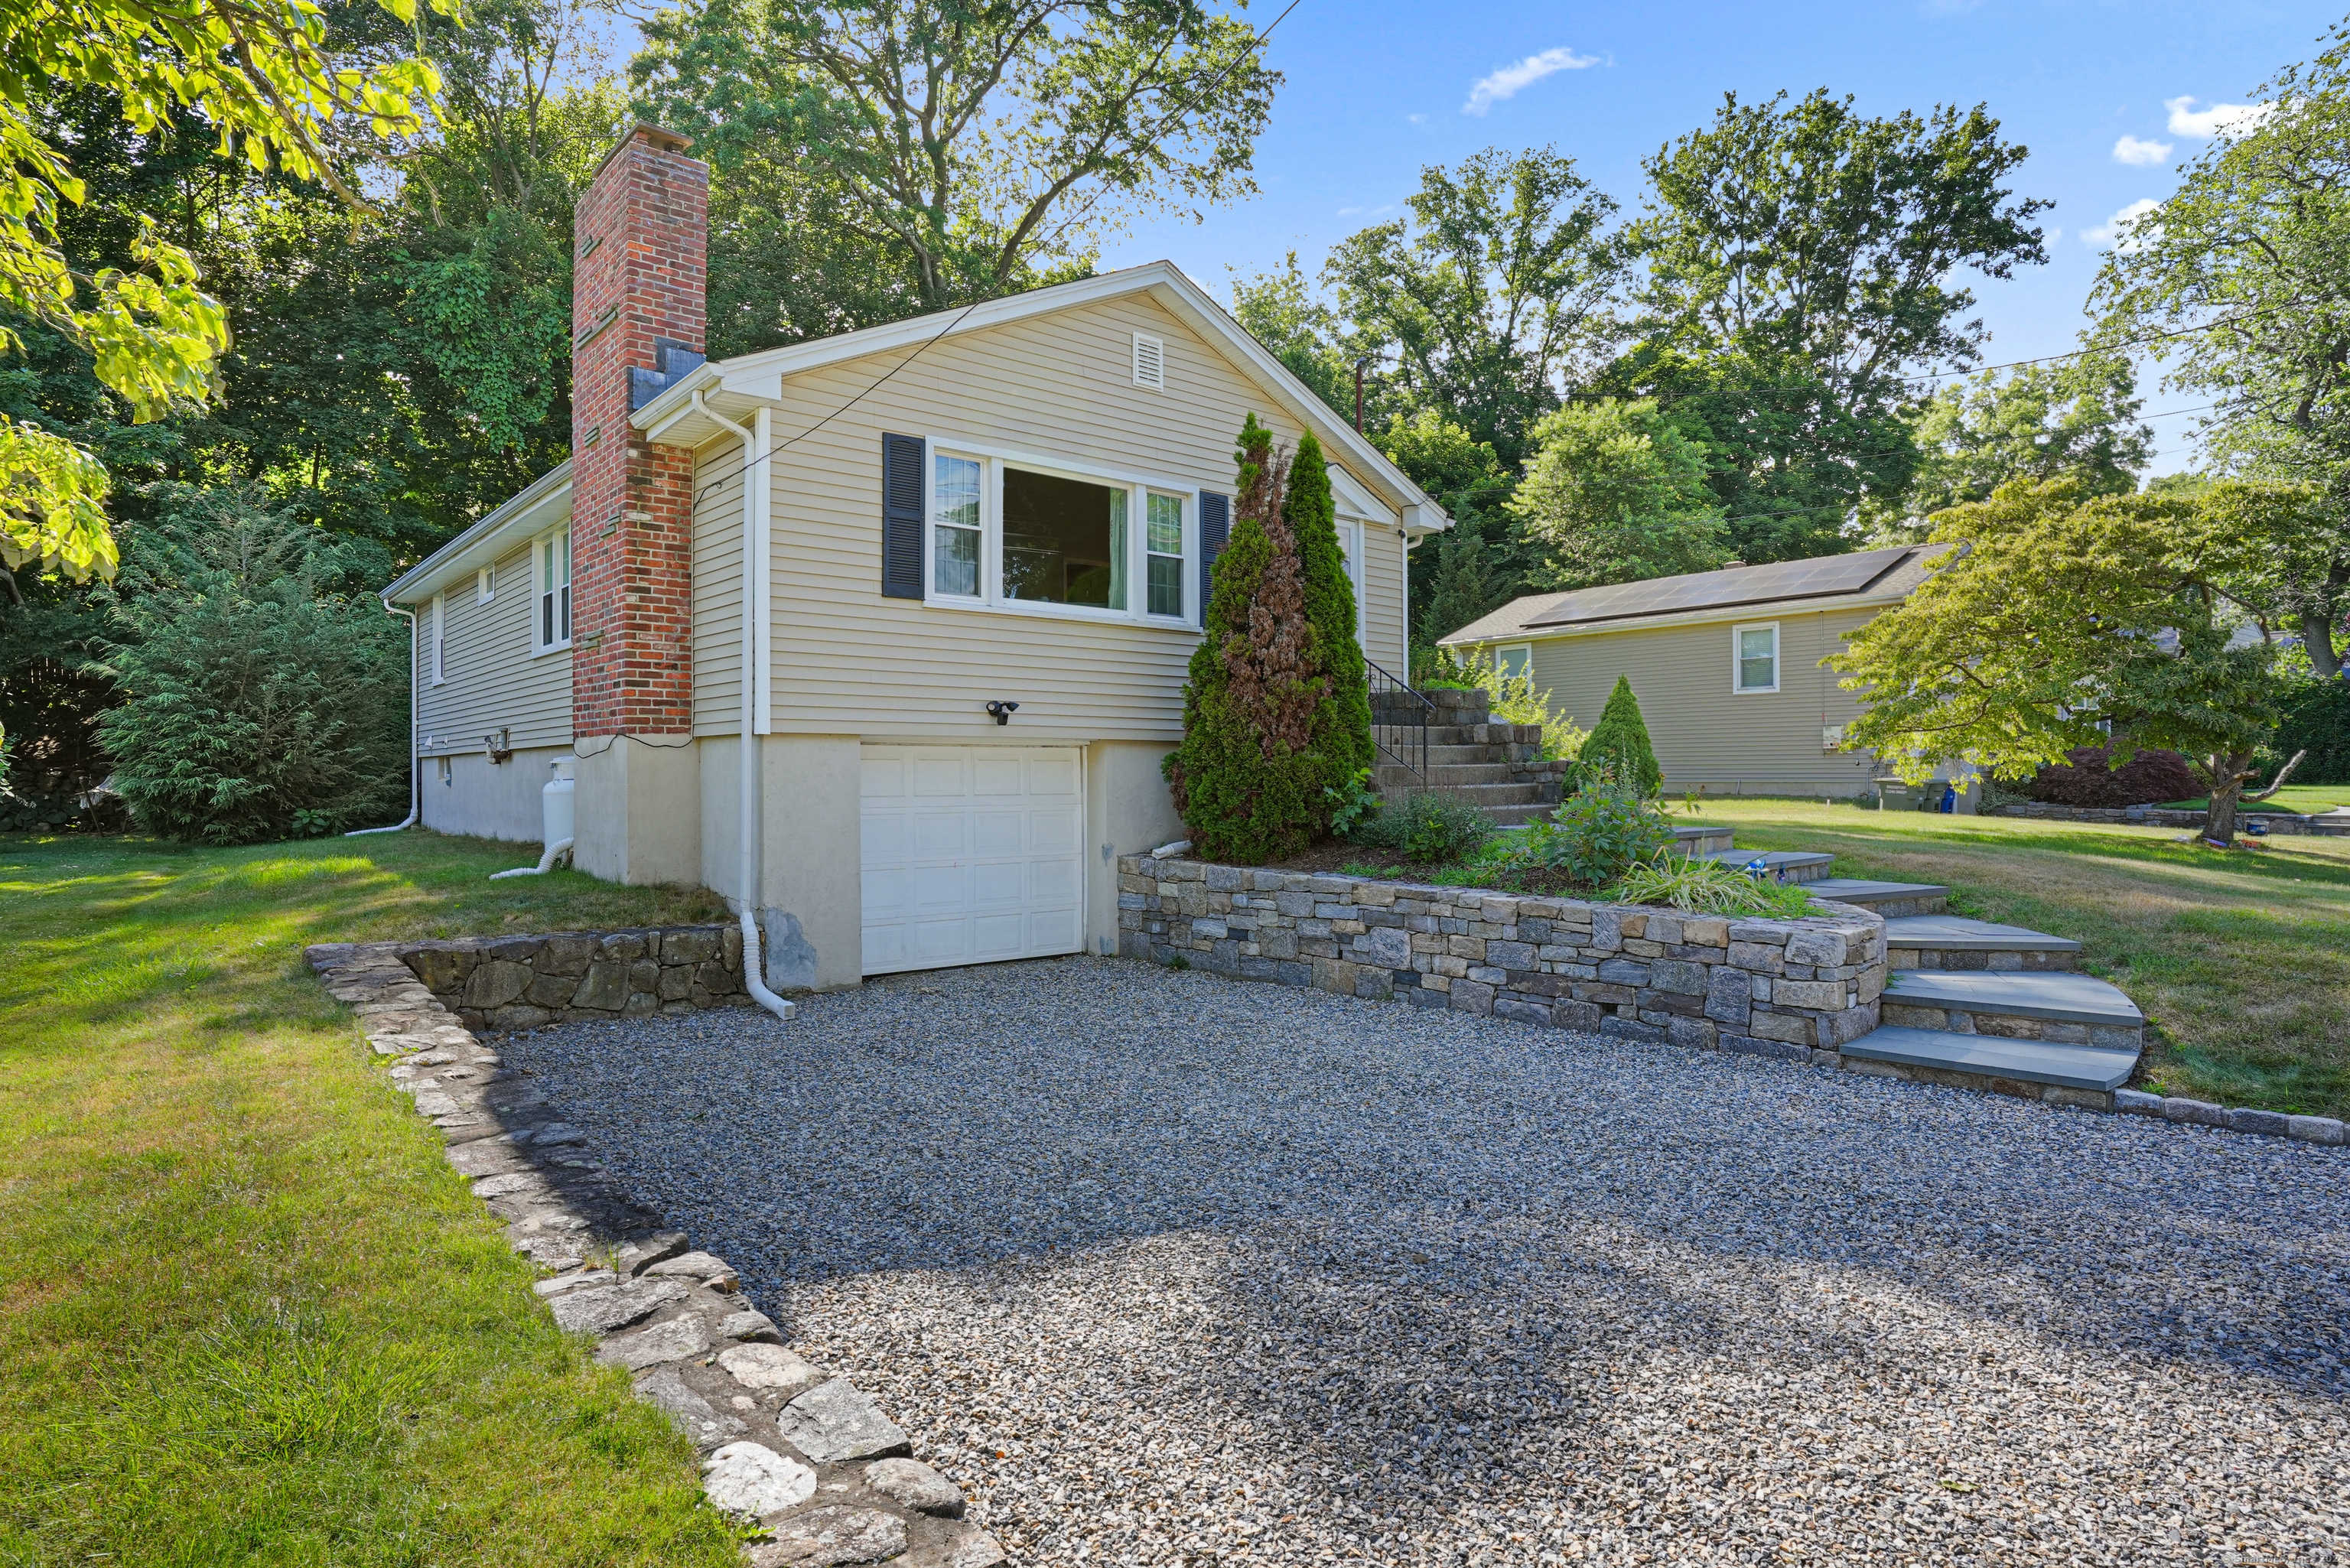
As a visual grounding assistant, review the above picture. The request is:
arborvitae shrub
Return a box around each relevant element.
[1164,415,1333,863]
[1578,675,1663,797]
[1284,429,1373,804]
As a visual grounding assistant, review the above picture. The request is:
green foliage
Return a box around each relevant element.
[1349,790,1496,861]
[1287,428,1374,799]
[2274,672,2350,785]
[1323,766,1382,839]
[1624,89,2049,563]
[635,0,1278,315]
[1610,852,1817,917]
[1492,772,1674,888]
[1483,664,1588,763]
[93,490,411,844]
[1165,416,1329,863]
[1578,675,1663,796]
[1509,397,1731,587]
[1831,480,2287,843]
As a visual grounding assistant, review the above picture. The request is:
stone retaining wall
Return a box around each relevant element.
[394,926,750,1033]
[1116,856,1885,1059]
[1990,802,2319,834]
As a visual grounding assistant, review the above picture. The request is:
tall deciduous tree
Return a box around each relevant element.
[633,0,1279,317]
[2087,21,2350,672]
[1833,480,2285,846]
[1625,89,2049,563]
[1509,398,1730,588]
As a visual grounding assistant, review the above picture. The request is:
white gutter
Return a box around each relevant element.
[347,604,422,835]
[693,390,796,1024]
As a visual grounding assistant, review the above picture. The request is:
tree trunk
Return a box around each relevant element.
[2301,611,2342,678]
[2202,748,2259,847]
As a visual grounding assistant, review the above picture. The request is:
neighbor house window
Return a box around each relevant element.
[430,594,445,685]
[537,529,571,652]
[477,566,494,604]
[1146,492,1184,617]
[1497,643,1532,680]
[923,445,1193,626]
[1734,621,1779,692]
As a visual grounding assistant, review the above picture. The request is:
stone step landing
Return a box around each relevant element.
[1844,1025,2138,1097]
[1700,848,1835,885]
[1883,915,2080,972]
[1879,968,2144,1051]
[1802,878,1951,917]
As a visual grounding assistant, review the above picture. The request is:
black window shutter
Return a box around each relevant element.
[880,433,926,600]
[1197,490,1229,626]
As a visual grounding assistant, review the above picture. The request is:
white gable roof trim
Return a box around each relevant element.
[382,460,573,607]
[633,261,1450,534]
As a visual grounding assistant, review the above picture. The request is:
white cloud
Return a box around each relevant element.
[2085,198,2162,250]
[1462,47,1598,116]
[2112,134,2173,166]
[2165,95,2272,138]
[1406,112,1427,125]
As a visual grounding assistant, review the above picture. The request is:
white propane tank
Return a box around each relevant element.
[543,758,575,850]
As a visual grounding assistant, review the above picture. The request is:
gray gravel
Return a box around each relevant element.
[503,955,2350,1566]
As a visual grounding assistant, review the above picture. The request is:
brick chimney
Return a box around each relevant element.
[570,124,708,739]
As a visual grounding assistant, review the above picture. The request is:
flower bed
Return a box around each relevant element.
[1116,855,1885,1057]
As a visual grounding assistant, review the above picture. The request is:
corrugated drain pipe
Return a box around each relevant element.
[695,390,796,1023]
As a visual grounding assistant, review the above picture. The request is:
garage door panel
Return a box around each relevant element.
[861,746,1085,977]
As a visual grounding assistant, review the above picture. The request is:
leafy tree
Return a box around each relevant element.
[1284,428,1372,800]
[1624,89,2050,562]
[1864,359,2152,542]
[0,0,451,581]
[93,486,412,844]
[1323,147,1624,467]
[1509,398,1730,588]
[633,0,1279,315]
[1417,525,1513,645]
[1230,250,1355,418]
[2087,22,2350,672]
[1579,675,1663,796]
[1832,480,2286,846]
[1164,416,1330,862]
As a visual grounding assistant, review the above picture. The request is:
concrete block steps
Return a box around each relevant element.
[1879,968,2144,1051]
[1883,914,2080,972]
[1375,762,1522,789]
[1844,1026,2139,1093]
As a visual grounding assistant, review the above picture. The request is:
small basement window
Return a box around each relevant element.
[1733,621,1779,693]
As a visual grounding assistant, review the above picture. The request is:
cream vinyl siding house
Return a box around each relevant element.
[382,255,1447,991]
[1441,546,1968,801]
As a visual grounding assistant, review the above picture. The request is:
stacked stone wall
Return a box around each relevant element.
[1116,857,1884,1059]
[395,925,748,1033]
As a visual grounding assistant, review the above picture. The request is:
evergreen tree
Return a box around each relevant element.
[1579,675,1663,795]
[1285,430,1373,800]
[1164,416,1330,862]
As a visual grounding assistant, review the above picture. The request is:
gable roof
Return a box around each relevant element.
[630,260,1450,533]
[382,459,572,607]
[1441,545,1951,645]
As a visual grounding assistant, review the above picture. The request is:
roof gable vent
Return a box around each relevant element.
[1131,331,1165,390]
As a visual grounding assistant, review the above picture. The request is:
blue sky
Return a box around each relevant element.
[1089,0,2341,474]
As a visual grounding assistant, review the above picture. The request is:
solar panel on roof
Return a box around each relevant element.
[1521,545,1918,629]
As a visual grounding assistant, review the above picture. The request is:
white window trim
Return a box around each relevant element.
[1733,620,1780,694]
[1496,642,1534,680]
[922,436,1199,630]
[429,594,445,685]
[1335,517,1369,648]
[476,565,495,605]
[533,525,572,656]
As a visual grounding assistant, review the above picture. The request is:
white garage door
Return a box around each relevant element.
[860,746,1085,976]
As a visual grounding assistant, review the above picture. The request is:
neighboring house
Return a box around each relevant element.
[1440,545,1977,803]
[382,124,1448,991]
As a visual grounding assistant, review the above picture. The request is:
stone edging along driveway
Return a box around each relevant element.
[305,934,1007,1568]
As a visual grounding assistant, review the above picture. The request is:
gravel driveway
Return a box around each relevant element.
[503,955,2350,1566]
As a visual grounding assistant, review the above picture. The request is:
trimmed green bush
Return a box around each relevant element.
[1350,790,1495,861]
[1164,416,1330,862]
[1578,675,1662,796]
[1496,773,1674,888]
[94,491,410,844]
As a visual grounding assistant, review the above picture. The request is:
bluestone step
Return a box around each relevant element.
[1804,878,1951,916]
[1844,1025,2139,1092]
[1700,848,1834,884]
[1670,823,1736,856]
[1882,969,2141,1027]
[1883,915,2080,972]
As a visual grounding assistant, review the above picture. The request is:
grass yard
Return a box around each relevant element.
[0,830,746,1566]
[1707,801,2350,1120]
[2154,784,2347,815]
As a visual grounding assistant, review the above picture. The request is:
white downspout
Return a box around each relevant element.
[348,603,422,835]
[695,389,796,1023]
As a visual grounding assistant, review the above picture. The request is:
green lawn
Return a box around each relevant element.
[1705,801,2350,1119]
[0,831,746,1566]
[2153,784,2346,815]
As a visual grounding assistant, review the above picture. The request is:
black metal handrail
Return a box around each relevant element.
[1367,658,1432,787]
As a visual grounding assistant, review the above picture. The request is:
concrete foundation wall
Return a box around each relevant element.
[574,734,703,885]
[757,735,863,992]
[421,744,571,843]
[1084,740,1183,956]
